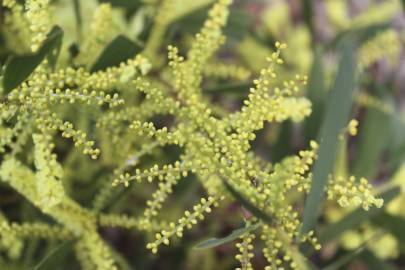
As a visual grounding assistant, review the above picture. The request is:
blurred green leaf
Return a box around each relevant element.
[322,247,365,270]
[194,222,261,249]
[372,212,405,244]
[330,23,390,49]
[353,106,392,179]
[172,7,252,41]
[271,122,292,162]
[204,82,251,95]
[302,0,314,38]
[98,0,140,8]
[319,186,400,244]
[91,35,142,72]
[33,240,75,270]
[73,0,82,32]
[321,232,384,270]
[333,138,349,180]
[360,249,396,270]
[388,112,405,170]
[3,26,63,93]
[305,47,326,141]
[301,40,357,234]
[222,178,272,224]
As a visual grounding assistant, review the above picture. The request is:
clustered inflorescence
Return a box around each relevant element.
[0,0,390,269]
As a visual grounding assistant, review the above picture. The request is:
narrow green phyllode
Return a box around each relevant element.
[301,40,357,234]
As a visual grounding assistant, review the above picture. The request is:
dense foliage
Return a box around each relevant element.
[0,0,404,269]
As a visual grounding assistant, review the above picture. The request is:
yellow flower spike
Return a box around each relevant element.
[33,133,65,209]
[328,175,383,210]
[25,0,52,52]
[235,232,255,270]
[147,196,220,253]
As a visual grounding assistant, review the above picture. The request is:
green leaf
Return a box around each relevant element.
[271,121,292,162]
[301,40,357,234]
[321,232,384,270]
[305,47,326,141]
[172,7,252,41]
[329,23,390,49]
[222,178,272,224]
[388,112,405,171]
[204,82,251,94]
[223,9,252,41]
[372,212,405,244]
[33,240,75,270]
[353,105,392,179]
[91,35,142,72]
[360,249,396,270]
[302,0,314,38]
[73,0,82,30]
[333,138,349,180]
[3,26,64,93]
[98,0,140,8]
[319,187,400,245]
[194,222,261,249]
[322,249,365,270]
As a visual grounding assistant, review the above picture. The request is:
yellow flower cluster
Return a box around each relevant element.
[33,133,65,208]
[235,232,255,270]
[0,158,148,269]
[0,213,23,260]
[146,196,219,254]
[356,92,394,114]
[327,176,383,210]
[144,0,174,60]
[25,0,52,52]
[359,30,401,69]
[347,119,359,136]
[75,3,121,66]
[2,0,31,53]
[349,0,401,30]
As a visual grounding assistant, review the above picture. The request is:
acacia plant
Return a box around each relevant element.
[0,0,403,269]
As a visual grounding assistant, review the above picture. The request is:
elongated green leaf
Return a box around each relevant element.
[319,187,400,244]
[194,222,261,249]
[34,240,75,270]
[321,232,385,270]
[388,112,405,171]
[305,47,325,141]
[99,0,140,8]
[91,35,142,72]
[172,7,252,41]
[302,0,314,38]
[73,0,82,30]
[360,249,395,270]
[329,23,390,49]
[372,212,405,244]
[301,40,357,234]
[271,121,292,162]
[322,249,365,270]
[353,106,392,178]
[3,26,63,92]
[205,83,251,94]
[222,178,272,224]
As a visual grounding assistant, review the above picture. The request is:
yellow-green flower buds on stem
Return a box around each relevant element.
[327,176,384,210]
[146,196,220,254]
[235,232,255,270]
